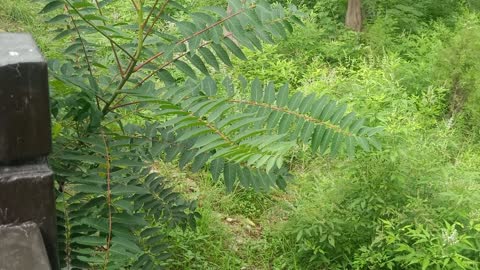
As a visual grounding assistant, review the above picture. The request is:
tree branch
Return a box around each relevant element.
[142,0,170,42]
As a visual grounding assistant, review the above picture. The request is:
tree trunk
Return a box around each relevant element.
[345,0,362,32]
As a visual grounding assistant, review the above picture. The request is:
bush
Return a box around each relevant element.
[279,132,480,269]
[269,11,480,266]
[432,13,480,132]
[233,44,302,88]
[41,0,382,268]
[363,0,463,32]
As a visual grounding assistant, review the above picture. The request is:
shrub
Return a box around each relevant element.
[279,134,480,269]
[432,13,480,131]
[42,0,380,268]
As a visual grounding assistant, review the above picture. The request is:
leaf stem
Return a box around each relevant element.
[66,7,99,109]
[229,99,354,136]
[101,0,145,115]
[142,0,170,42]
[64,0,135,60]
[134,7,248,72]
[93,0,124,76]
[101,132,112,270]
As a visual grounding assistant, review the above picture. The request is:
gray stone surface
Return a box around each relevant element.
[0,32,58,269]
[0,222,51,270]
[0,33,51,164]
[0,33,44,66]
[0,161,58,269]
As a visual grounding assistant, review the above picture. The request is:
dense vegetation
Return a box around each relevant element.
[2,0,480,269]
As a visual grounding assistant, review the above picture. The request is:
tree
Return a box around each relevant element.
[41,0,381,268]
[346,0,362,31]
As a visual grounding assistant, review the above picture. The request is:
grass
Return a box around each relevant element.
[0,0,63,59]
[0,0,36,31]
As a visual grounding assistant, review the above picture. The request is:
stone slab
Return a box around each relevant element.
[0,161,58,269]
[0,33,51,164]
[0,221,51,270]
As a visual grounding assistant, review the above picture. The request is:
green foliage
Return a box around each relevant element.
[0,0,35,25]
[363,0,463,31]
[233,44,302,87]
[247,6,480,268]
[159,208,243,269]
[277,17,362,67]
[22,0,479,268]
[354,220,480,269]
[40,0,379,268]
[53,132,199,268]
[223,188,275,219]
[432,13,480,131]
[278,130,480,269]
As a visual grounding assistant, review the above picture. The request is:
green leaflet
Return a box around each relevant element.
[199,47,220,70]
[201,76,218,96]
[112,237,142,253]
[210,158,225,182]
[224,162,236,192]
[223,37,248,60]
[212,43,233,67]
[74,184,105,194]
[73,236,105,246]
[174,60,197,79]
[157,69,177,85]
[187,54,210,75]
[40,1,64,13]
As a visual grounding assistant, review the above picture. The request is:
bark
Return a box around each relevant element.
[345,0,362,32]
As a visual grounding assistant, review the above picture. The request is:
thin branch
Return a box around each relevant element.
[142,0,170,42]
[69,16,93,77]
[109,101,141,111]
[136,49,189,87]
[142,0,161,28]
[101,132,112,270]
[96,95,108,104]
[65,0,135,60]
[93,0,124,76]
[101,1,146,115]
[67,7,99,109]
[195,113,235,144]
[102,107,145,127]
[62,192,72,269]
[131,0,139,11]
[135,33,232,88]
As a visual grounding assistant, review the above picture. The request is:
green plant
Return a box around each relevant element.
[224,188,275,219]
[363,0,463,31]
[276,120,480,269]
[432,13,480,129]
[233,44,302,87]
[161,207,243,269]
[42,0,380,268]
[0,0,36,26]
[353,220,480,270]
